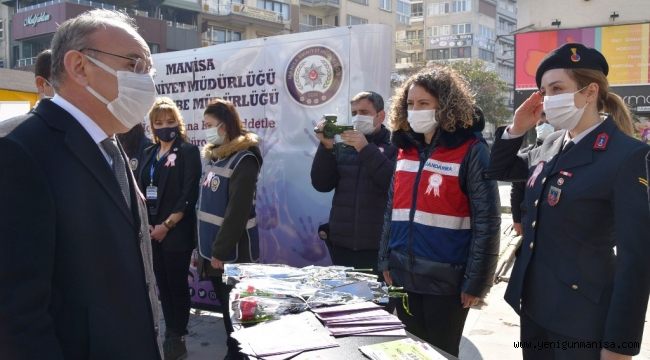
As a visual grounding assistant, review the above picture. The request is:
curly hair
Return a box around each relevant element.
[389,65,475,133]
[148,97,189,143]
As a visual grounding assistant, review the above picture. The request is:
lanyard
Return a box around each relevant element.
[149,148,170,186]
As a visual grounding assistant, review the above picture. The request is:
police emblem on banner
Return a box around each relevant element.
[547,186,562,206]
[129,158,139,171]
[210,176,220,192]
[285,46,343,106]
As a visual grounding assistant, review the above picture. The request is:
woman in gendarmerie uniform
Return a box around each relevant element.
[488,43,650,360]
[196,99,262,360]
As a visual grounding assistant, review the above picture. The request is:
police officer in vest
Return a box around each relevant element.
[488,43,650,360]
[196,99,262,360]
[378,66,501,357]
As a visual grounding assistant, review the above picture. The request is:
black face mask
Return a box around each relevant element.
[154,126,179,143]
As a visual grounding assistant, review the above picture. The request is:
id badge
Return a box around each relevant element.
[146,185,158,201]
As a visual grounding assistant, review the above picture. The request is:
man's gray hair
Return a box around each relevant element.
[50,9,138,89]
[351,91,384,113]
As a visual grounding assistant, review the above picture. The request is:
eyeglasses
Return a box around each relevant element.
[81,48,154,75]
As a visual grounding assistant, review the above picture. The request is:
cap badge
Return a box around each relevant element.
[570,48,581,63]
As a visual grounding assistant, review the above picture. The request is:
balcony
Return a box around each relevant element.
[299,0,339,8]
[203,2,286,27]
[298,23,336,32]
[396,38,424,53]
[16,56,37,68]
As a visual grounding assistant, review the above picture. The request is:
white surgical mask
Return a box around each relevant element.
[352,115,376,135]
[543,87,588,131]
[535,122,555,141]
[407,110,437,134]
[85,55,156,131]
[204,124,225,145]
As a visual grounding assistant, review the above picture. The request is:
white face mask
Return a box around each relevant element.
[535,122,555,141]
[204,124,225,145]
[85,55,156,131]
[543,87,587,131]
[352,114,376,135]
[407,110,437,134]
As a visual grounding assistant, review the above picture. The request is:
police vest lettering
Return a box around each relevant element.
[389,139,475,264]
[197,150,259,262]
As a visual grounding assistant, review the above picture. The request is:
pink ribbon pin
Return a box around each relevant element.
[165,153,177,167]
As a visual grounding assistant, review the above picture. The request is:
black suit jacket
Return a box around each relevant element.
[0,100,161,359]
[137,139,201,252]
[487,117,650,356]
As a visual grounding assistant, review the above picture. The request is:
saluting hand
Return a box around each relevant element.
[511,91,544,136]
[341,130,368,152]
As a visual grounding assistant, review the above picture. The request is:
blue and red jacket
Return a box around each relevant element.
[389,139,475,265]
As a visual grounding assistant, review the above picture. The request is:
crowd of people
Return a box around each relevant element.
[0,8,649,360]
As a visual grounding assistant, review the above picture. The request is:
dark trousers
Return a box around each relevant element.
[151,243,192,337]
[210,275,243,359]
[395,292,469,357]
[520,313,600,360]
[328,245,379,272]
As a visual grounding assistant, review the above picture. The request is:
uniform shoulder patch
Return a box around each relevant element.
[593,132,609,151]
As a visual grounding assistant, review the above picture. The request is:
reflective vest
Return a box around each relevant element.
[389,139,475,264]
[197,150,259,262]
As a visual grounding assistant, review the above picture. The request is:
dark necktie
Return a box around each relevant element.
[101,137,132,209]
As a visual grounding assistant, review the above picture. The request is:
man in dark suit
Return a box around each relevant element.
[0,9,162,359]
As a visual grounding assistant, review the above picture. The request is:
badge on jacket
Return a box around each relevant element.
[547,186,562,206]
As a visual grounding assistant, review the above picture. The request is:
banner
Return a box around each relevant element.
[515,23,650,89]
[152,24,392,269]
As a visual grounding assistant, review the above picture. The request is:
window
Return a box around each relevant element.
[0,20,3,40]
[334,15,339,26]
[205,26,242,45]
[498,19,515,33]
[452,23,471,35]
[148,43,160,54]
[396,0,409,23]
[450,46,471,59]
[427,48,449,60]
[451,0,470,12]
[428,1,449,16]
[302,14,324,26]
[411,2,423,16]
[379,0,391,11]
[429,25,451,37]
[479,25,495,39]
[0,59,4,68]
[406,30,423,40]
[349,0,369,5]
[479,48,494,62]
[347,15,368,25]
[257,0,290,20]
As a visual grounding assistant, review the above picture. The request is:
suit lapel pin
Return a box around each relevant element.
[547,186,562,206]
[129,158,139,171]
[557,178,565,186]
[593,132,609,151]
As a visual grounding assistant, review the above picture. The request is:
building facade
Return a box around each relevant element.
[1,0,406,71]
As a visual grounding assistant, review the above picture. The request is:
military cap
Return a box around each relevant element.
[535,43,609,88]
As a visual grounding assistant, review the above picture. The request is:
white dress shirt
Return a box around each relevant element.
[51,95,113,165]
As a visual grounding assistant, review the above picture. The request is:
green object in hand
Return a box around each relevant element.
[314,115,353,139]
